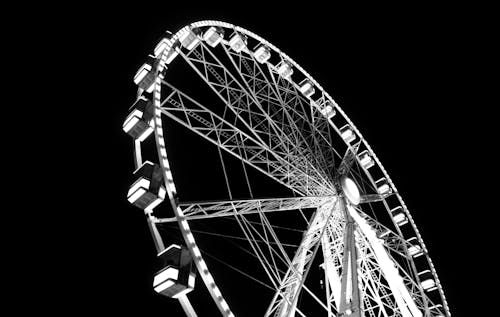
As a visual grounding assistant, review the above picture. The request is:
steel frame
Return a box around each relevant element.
[128,20,452,317]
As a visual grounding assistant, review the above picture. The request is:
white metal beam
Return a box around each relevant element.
[154,196,334,223]
[265,199,337,317]
[347,204,422,317]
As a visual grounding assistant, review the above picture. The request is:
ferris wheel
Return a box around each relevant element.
[123,20,451,317]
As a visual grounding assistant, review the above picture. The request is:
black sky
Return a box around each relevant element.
[32,2,486,316]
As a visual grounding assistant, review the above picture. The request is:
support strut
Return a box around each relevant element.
[338,200,362,317]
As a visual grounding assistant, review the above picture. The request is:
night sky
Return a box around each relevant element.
[37,3,483,316]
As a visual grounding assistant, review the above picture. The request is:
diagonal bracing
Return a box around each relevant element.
[159,81,333,196]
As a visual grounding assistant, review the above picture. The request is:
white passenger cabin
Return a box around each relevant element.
[203,26,224,47]
[122,96,154,142]
[418,270,438,292]
[133,55,159,92]
[127,161,166,212]
[299,79,315,97]
[340,124,356,143]
[375,177,392,196]
[390,206,408,226]
[319,101,336,119]
[179,28,200,51]
[358,150,375,169]
[253,45,271,63]
[407,237,423,257]
[229,33,247,53]
[153,244,196,298]
[276,60,293,78]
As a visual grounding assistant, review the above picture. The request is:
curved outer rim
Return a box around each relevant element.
[150,20,450,316]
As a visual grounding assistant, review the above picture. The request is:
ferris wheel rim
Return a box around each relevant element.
[146,20,451,317]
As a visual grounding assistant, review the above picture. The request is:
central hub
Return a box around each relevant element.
[340,175,361,205]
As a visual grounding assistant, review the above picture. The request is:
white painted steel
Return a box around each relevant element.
[126,20,451,317]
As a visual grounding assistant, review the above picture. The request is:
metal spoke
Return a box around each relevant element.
[155,196,333,223]
[179,42,335,192]
[220,44,335,186]
[264,64,342,176]
[265,199,338,317]
[347,204,422,317]
[159,80,333,196]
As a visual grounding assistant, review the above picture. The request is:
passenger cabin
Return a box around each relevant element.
[154,38,169,58]
[276,60,293,78]
[340,124,356,143]
[390,206,408,226]
[358,150,375,169]
[319,101,336,119]
[133,55,159,92]
[122,96,154,142]
[299,79,315,97]
[203,26,224,47]
[153,31,174,57]
[127,161,166,212]
[418,270,438,292]
[253,45,271,64]
[134,63,151,83]
[134,63,153,92]
[179,28,200,51]
[153,31,180,64]
[375,177,392,196]
[153,244,196,298]
[407,237,424,257]
[229,33,247,53]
